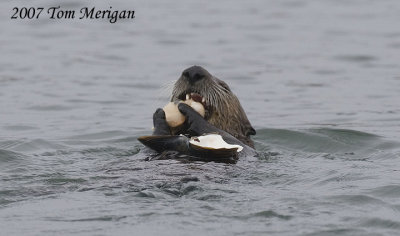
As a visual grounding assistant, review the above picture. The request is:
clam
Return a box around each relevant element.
[163,94,205,128]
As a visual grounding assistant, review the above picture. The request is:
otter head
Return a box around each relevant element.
[171,65,256,148]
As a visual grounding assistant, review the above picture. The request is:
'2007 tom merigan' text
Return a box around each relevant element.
[11,6,135,24]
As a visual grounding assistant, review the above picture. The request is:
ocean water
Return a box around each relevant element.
[1,0,400,235]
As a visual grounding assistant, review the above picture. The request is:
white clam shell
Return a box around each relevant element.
[189,134,243,152]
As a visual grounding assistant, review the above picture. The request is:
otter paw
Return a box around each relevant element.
[178,103,212,136]
[152,108,171,135]
[178,103,204,123]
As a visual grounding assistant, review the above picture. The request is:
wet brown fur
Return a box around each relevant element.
[171,67,256,148]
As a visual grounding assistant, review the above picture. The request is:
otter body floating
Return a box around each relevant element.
[140,66,256,163]
[138,134,243,163]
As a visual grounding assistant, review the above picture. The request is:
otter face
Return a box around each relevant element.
[171,66,256,147]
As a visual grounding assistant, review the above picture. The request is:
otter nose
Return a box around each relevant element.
[182,66,207,84]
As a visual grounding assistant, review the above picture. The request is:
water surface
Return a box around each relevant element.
[1,0,400,235]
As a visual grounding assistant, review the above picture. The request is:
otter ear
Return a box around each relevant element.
[214,77,231,92]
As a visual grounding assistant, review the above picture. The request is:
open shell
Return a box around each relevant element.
[138,134,241,163]
[137,135,189,153]
[189,134,243,152]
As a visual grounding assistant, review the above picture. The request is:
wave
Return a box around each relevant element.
[254,128,400,158]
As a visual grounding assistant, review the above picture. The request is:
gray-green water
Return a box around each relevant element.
[1,0,400,235]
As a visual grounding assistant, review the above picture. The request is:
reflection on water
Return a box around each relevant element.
[1,0,400,235]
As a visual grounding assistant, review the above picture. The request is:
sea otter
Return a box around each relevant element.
[139,66,256,163]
